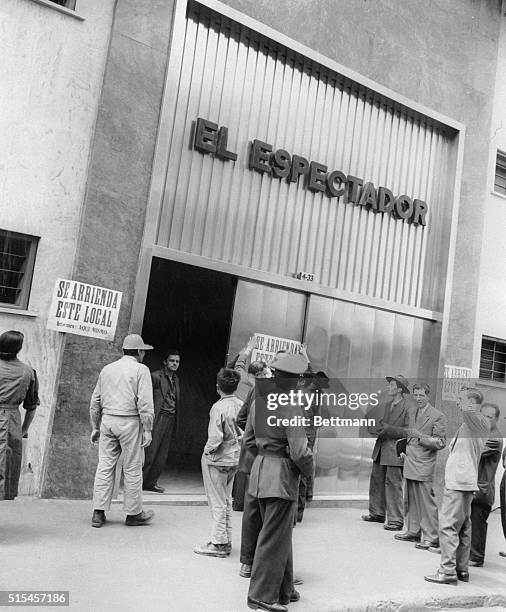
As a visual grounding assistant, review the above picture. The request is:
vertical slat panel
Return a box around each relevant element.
[156,4,455,313]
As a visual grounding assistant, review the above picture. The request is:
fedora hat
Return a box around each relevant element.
[122,334,153,351]
[270,353,308,375]
[385,374,410,394]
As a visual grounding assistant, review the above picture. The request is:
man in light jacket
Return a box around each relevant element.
[469,403,503,567]
[395,383,446,549]
[90,334,155,528]
[194,368,243,558]
[424,387,490,585]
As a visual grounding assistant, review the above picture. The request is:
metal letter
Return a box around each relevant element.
[346,175,363,203]
[216,126,238,161]
[394,195,414,220]
[249,139,272,173]
[357,182,377,208]
[377,187,394,213]
[194,117,218,154]
[308,161,328,192]
[412,199,428,226]
[272,149,291,179]
[326,170,347,198]
[289,155,310,184]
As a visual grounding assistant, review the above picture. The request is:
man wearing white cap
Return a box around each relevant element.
[90,334,155,527]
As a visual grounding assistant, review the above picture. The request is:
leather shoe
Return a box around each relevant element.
[361,514,385,523]
[424,570,457,585]
[240,563,252,578]
[125,510,154,526]
[469,560,483,567]
[247,598,288,611]
[457,571,469,582]
[143,484,165,493]
[279,590,300,605]
[91,509,105,528]
[428,546,441,554]
[415,540,438,550]
[193,542,227,558]
[224,542,231,556]
[395,532,420,542]
[384,524,403,531]
[500,551,506,558]
[293,575,303,585]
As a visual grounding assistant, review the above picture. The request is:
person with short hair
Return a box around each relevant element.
[194,368,243,558]
[0,330,39,500]
[143,349,181,493]
[90,334,155,528]
[395,383,446,549]
[425,387,490,585]
[469,403,503,567]
[362,374,411,531]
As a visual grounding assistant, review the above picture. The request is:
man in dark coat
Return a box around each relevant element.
[244,353,313,612]
[143,349,180,493]
[395,383,446,549]
[469,403,503,567]
[362,374,411,530]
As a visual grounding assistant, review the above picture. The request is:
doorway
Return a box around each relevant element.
[141,258,237,494]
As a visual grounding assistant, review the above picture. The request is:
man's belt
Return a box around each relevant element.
[257,449,289,458]
[0,403,19,410]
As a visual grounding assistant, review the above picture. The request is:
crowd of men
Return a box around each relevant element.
[1,328,506,611]
[361,375,504,585]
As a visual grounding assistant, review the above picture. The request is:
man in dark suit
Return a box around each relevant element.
[244,353,313,612]
[395,383,446,549]
[362,374,411,531]
[469,403,503,567]
[142,349,181,493]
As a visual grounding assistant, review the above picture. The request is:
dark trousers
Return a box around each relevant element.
[240,489,262,565]
[368,460,404,527]
[248,497,294,605]
[470,501,491,563]
[501,470,506,540]
[232,471,248,511]
[142,411,176,487]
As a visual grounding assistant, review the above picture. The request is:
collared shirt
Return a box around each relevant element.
[89,356,154,431]
[203,395,243,466]
[160,370,177,414]
[0,357,39,411]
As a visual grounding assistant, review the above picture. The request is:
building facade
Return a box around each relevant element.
[0,0,504,499]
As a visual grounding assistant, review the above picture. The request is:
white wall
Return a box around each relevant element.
[474,4,506,432]
[0,0,115,494]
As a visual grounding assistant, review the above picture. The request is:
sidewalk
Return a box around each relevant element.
[2,499,506,612]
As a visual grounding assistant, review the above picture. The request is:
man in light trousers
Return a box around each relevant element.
[424,387,490,585]
[90,334,155,528]
[195,368,243,557]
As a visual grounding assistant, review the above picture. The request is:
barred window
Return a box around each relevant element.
[494,151,506,196]
[0,230,39,309]
[49,0,76,8]
[480,337,506,383]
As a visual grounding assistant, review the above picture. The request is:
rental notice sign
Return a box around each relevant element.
[251,333,302,365]
[47,279,122,341]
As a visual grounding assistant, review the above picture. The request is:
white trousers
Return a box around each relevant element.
[201,456,237,544]
[93,414,143,515]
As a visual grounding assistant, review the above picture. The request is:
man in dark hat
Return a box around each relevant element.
[0,330,39,500]
[362,374,411,531]
[244,353,313,612]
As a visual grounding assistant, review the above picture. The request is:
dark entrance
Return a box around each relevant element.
[142,257,237,494]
